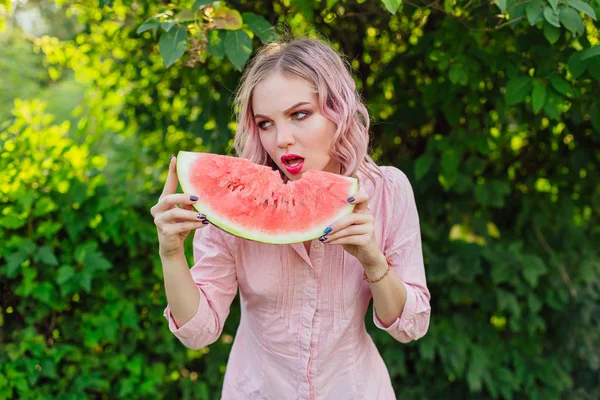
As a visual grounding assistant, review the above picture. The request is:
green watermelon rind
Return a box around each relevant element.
[176,151,359,244]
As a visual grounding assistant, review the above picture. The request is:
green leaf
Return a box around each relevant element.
[381,0,402,14]
[224,30,253,71]
[581,45,600,60]
[560,7,585,35]
[208,29,226,58]
[497,289,521,317]
[467,346,489,391]
[136,18,158,35]
[192,0,213,12]
[159,27,188,68]
[160,21,175,32]
[212,7,243,30]
[543,89,562,119]
[522,254,548,287]
[548,0,559,9]
[543,6,561,26]
[327,0,338,9]
[441,149,461,176]
[242,12,274,43]
[505,76,533,105]
[444,0,454,11]
[56,266,75,285]
[415,154,434,181]
[494,0,508,12]
[34,246,58,266]
[543,21,561,43]
[449,65,468,85]
[568,0,597,19]
[174,9,195,23]
[568,50,590,78]
[550,75,574,97]
[526,0,545,24]
[532,80,547,113]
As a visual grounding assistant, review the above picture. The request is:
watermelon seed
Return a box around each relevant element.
[263,200,269,209]
[292,199,296,207]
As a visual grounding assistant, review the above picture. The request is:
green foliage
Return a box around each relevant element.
[1,0,600,398]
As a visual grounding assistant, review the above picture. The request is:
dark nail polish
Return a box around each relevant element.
[202,220,210,224]
[198,214,206,219]
[319,236,327,242]
[171,154,175,160]
[324,226,332,234]
[190,195,199,201]
[347,196,355,203]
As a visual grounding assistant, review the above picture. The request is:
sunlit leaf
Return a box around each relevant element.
[212,7,243,30]
[381,0,402,14]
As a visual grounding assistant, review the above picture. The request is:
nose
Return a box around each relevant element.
[276,125,295,149]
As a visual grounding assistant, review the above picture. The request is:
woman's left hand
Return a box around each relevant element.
[320,191,385,270]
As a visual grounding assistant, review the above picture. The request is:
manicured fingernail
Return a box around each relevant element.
[347,196,355,203]
[197,214,206,219]
[319,236,327,242]
[171,154,175,159]
[202,220,210,224]
[190,195,199,201]
[324,226,332,234]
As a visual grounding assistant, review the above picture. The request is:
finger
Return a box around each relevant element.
[162,220,210,236]
[323,233,369,247]
[160,155,179,199]
[348,191,369,213]
[321,224,369,242]
[323,213,373,235]
[155,207,206,227]
[155,193,200,213]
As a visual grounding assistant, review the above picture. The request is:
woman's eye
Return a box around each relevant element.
[257,121,272,129]
[292,111,308,120]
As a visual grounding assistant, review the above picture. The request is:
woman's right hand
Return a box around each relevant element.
[151,155,210,258]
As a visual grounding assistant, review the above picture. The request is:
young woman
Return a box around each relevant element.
[151,37,431,399]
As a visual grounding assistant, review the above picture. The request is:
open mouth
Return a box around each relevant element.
[281,154,305,174]
[284,157,304,166]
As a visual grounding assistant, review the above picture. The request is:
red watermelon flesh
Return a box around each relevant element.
[177,151,358,244]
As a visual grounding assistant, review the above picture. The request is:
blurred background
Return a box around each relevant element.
[1,0,599,398]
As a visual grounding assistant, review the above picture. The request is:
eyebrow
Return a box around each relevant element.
[254,101,311,120]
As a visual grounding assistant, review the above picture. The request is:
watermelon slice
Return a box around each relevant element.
[176,151,359,244]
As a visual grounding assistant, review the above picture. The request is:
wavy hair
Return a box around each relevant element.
[232,36,381,183]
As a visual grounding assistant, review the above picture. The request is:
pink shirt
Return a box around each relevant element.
[163,166,431,399]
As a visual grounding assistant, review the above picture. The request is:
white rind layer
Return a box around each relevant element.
[177,151,358,244]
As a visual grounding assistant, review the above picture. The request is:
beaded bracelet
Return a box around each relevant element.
[362,257,393,283]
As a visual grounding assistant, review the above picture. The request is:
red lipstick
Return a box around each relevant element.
[280,154,305,175]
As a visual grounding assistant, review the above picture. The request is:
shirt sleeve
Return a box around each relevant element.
[163,224,238,350]
[373,167,431,343]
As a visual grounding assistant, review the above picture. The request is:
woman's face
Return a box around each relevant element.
[252,71,340,181]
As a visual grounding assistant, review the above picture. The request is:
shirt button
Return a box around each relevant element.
[314,242,323,249]
[309,299,316,308]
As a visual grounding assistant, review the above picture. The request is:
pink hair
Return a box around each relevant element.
[233,36,382,183]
